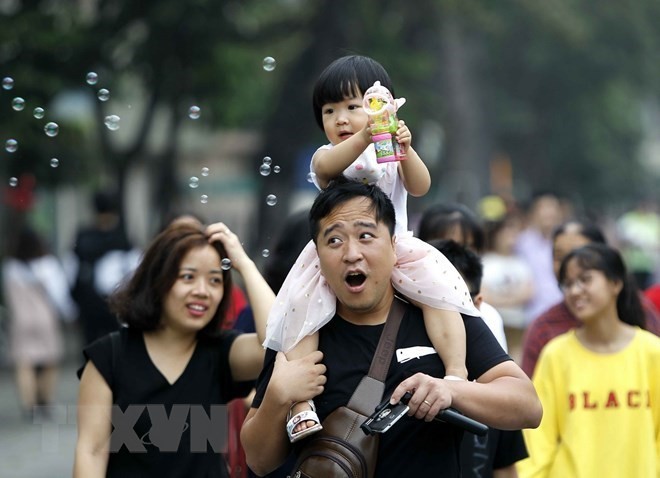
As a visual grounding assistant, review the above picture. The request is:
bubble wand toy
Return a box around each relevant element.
[362,81,407,163]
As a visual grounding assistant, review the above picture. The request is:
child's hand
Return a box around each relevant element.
[395,120,412,153]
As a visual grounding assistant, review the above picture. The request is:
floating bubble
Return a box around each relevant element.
[44,122,59,137]
[273,165,281,173]
[201,167,210,177]
[266,194,277,206]
[188,106,201,120]
[5,139,18,153]
[262,156,272,165]
[12,97,25,111]
[189,176,200,189]
[50,158,59,168]
[306,172,316,183]
[86,72,98,85]
[2,77,14,90]
[221,258,232,270]
[104,115,120,131]
[97,88,110,101]
[262,249,270,258]
[263,56,276,72]
[259,164,271,176]
[33,107,45,119]
[9,177,18,187]
[200,194,208,204]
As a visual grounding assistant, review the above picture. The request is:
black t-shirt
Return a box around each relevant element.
[79,327,253,478]
[252,302,509,478]
[460,428,528,477]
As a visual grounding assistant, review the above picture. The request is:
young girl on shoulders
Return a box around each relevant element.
[263,55,480,442]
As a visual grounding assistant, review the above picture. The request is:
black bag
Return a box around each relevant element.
[289,298,406,478]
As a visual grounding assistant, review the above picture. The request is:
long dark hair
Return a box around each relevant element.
[558,243,645,329]
[109,222,233,338]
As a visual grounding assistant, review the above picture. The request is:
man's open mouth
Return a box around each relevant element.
[345,272,366,287]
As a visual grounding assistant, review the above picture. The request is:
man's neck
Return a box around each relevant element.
[336,292,396,326]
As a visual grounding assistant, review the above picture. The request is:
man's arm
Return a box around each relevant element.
[390,361,542,431]
[240,351,326,476]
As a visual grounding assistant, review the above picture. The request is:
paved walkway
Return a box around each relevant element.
[0,326,82,478]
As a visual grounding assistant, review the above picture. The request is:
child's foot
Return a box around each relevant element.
[444,366,468,381]
[286,400,323,443]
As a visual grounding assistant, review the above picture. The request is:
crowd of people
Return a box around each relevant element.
[1,54,659,477]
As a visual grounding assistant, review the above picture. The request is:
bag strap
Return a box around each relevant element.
[347,296,406,415]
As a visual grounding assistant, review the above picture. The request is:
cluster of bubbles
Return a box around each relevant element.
[259,156,282,176]
[188,167,211,203]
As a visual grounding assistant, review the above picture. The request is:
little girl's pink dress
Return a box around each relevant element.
[263,143,479,352]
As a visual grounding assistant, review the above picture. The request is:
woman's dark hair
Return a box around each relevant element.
[417,203,485,253]
[109,222,233,338]
[309,177,396,243]
[558,243,645,329]
[552,220,607,245]
[10,226,47,261]
[312,55,395,131]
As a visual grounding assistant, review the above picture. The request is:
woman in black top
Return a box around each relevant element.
[73,221,274,477]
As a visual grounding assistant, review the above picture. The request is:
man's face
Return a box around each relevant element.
[315,197,397,322]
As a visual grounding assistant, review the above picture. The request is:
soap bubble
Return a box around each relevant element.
[33,107,45,119]
[259,164,271,176]
[2,77,14,90]
[262,249,270,258]
[273,165,281,173]
[201,167,209,177]
[5,139,18,153]
[189,176,200,189]
[221,258,232,270]
[188,106,201,120]
[306,172,316,183]
[50,158,59,168]
[266,194,277,206]
[11,97,25,111]
[200,194,208,204]
[86,72,98,85]
[44,122,59,137]
[104,115,120,131]
[263,56,276,72]
[9,177,18,187]
[97,88,110,101]
[262,156,272,165]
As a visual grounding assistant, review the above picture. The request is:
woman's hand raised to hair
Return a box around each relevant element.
[205,222,253,274]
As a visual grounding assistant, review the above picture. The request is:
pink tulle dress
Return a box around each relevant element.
[263,143,479,352]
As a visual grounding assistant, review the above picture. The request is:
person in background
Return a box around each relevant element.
[514,192,565,325]
[74,221,273,478]
[517,244,659,477]
[2,226,77,420]
[70,189,139,345]
[417,202,507,350]
[432,239,527,478]
[520,220,660,377]
[480,206,534,362]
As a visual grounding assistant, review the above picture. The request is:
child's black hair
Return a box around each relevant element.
[312,55,395,130]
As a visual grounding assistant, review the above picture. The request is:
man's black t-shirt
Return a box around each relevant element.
[253,301,509,477]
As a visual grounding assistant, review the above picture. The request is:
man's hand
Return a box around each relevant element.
[390,373,453,422]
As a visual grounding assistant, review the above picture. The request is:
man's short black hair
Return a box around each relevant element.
[427,239,483,297]
[309,177,396,243]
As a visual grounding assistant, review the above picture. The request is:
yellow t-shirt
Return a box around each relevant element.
[517,328,660,478]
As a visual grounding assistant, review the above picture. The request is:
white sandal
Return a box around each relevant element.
[286,400,323,443]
